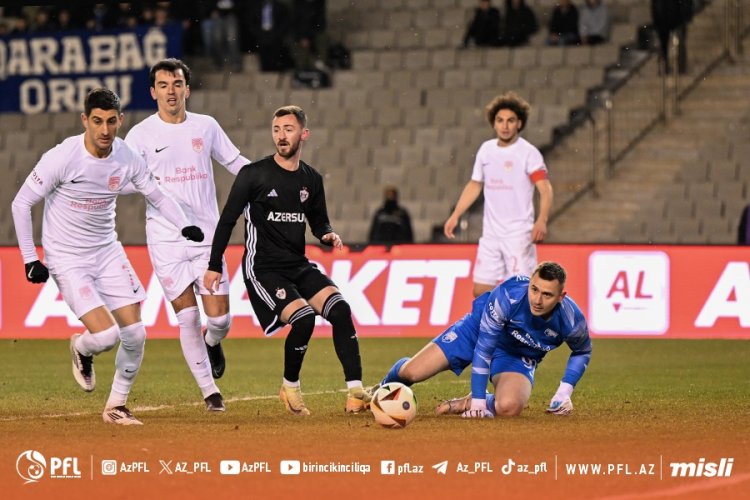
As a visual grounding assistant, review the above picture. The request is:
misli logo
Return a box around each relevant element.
[670,458,734,477]
[16,450,46,484]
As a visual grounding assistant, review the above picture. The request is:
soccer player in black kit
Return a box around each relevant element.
[203,105,368,416]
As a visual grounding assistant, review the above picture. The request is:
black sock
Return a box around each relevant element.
[323,294,362,381]
[283,306,316,382]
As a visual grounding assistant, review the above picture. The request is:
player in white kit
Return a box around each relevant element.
[11,88,205,425]
[444,92,553,297]
[124,59,250,412]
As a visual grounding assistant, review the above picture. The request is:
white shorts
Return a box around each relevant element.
[473,235,537,285]
[47,241,147,319]
[148,243,230,302]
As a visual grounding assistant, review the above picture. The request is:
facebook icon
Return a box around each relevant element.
[380,460,395,475]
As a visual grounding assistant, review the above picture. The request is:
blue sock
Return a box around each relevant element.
[485,394,496,416]
[381,357,410,386]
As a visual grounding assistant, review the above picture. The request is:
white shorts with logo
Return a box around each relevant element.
[148,243,230,302]
[47,241,147,319]
[473,234,537,285]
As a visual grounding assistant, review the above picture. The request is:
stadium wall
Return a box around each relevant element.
[1,244,749,339]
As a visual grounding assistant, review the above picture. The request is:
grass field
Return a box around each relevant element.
[1,337,749,499]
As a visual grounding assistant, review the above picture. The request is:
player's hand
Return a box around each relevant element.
[203,270,222,294]
[546,397,573,416]
[531,219,547,243]
[181,226,204,242]
[24,260,49,284]
[444,216,458,239]
[461,398,493,419]
[321,232,343,250]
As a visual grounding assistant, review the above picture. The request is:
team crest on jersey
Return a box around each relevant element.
[108,176,121,191]
[275,287,286,300]
[504,160,513,171]
[79,285,93,300]
[544,328,558,338]
[441,331,458,343]
[299,187,309,203]
[192,137,204,152]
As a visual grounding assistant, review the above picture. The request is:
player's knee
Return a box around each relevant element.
[322,293,352,325]
[176,306,200,330]
[494,397,524,417]
[96,324,120,352]
[288,306,316,335]
[120,322,147,350]
[395,358,418,383]
[206,313,231,332]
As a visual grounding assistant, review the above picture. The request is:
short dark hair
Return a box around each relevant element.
[485,91,530,131]
[273,105,307,128]
[149,58,192,87]
[532,261,567,287]
[84,88,121,116]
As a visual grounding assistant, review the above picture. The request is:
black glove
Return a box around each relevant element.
[181,226,204,242]
[25,260,49,284]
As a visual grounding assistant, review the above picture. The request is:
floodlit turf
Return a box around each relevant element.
[1,338,749,499]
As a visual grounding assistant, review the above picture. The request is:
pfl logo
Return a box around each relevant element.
[16,450,81,484]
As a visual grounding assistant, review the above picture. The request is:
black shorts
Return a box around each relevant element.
[244,262,335,336]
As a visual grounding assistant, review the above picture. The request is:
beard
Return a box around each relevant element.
[275,139,300,158]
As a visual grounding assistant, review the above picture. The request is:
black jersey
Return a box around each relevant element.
[209,155,333,275]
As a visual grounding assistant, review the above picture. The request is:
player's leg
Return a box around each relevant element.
[278,298,316,416]
[307,276,366,413]
[387,343,451,386]
[472,236,504,297]
[500,235,537,278]
[485,352,536,417]
[195,251,232,379]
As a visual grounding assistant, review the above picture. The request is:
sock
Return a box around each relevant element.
[283,378,300,388]
[177,306,218,399]
[346,380,363,390]
[322,294,362,382]
[106,322,146,408]
[485,394,497,417]
[381,357,411,386]
[75,325,119,356]
[204,313,231,347]
[283,306,316,383]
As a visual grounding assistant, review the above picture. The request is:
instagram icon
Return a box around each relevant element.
[101,460,118,476]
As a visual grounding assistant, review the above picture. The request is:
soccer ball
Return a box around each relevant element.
[370,383,417,429]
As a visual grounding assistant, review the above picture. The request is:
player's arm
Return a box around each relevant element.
[204,165,254,291]
[547,315,592,416]
[11,183,49,283]
[209,118,251,175]
[444,180,482,238]
[532,176,553,243]
[307,176,340,249]
[465,291,508,418]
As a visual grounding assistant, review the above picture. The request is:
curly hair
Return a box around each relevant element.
[484,91,530,130]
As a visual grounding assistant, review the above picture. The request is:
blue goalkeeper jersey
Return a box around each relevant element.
[470,275,591,399]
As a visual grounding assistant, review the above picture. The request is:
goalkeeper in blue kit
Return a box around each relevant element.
[371,261,591,417]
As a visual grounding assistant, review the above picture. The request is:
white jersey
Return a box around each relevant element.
[24,135,158,260]
[471,136,547,238]
[124,111,247,247]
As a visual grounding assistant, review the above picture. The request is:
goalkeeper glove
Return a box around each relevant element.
[181,226,205,242]
[25,260,49,284]
[461,398,494,419]
[546,381,574,416]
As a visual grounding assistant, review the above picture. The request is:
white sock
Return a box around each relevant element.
[107,322,146,408]
[204,313,231,347]
[346,380,363,390]
[76,325,119,356]
[283,378,300,388]
[177,306,219,398]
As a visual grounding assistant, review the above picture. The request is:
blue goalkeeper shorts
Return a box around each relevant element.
[431,325,478,376]
[490,349,538,385]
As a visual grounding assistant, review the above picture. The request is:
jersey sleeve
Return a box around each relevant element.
[127,150,159,197]
[208,164,255,272]
[470,143,487,183]
[525,145,547,177]
[561,306,592,386]
[25,145,65,198]
[209,117,251,175]
[470,288,510,400]
[306,172,334,241]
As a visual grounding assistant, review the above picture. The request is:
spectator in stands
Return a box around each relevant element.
[738,203,750,245]
[250,0,292,72]
[462,0,502,48]
[202,0,242,71]
[500,0,538,47]
[579,0,610,45]
[113,3,140,29]
[547,0,580,46]
[54,8,78,31]
[368,186,414,245]
[290,0,329,71]
[30,7,56,33]
[10,13,29,35]
[85,4,116,32]
[651,0,693,74]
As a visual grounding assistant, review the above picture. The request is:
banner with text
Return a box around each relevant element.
[0,24,181,114]
[0,244,749,339]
